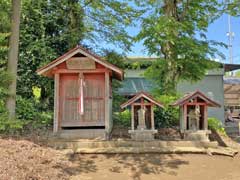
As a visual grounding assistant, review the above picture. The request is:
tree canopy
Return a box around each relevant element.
[135,0,226,95]
[17,0,140,104]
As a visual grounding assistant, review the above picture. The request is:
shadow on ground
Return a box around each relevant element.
[59,153,189,180]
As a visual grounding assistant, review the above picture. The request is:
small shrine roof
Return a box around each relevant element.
[36,45,124,80]
[172,90,221,107]
[120,91,164,109]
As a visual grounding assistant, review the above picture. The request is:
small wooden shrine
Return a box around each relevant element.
[121,92,164,141]
[172,90,221,141]
[37,45,123,139]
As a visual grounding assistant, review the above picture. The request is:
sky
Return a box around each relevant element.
[123,14,240,64]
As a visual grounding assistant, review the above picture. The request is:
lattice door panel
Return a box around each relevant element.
[83,74,105,126]
[60,74,105,127]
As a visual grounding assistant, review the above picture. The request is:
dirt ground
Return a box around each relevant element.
[1,137,240,180]
[69,153,240,180]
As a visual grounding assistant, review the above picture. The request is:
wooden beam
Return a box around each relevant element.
[185,102,207,106]
[131,104,134,130]
[183,104,187,131]
[53,73,60,133]
[53,69,109,74]
[179,106,183,130]
[132,103,152,106]
[204,106,208,130]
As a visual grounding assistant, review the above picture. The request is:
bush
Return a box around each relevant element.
[113,109,131,128]
[154,94,179,128]
[0,95,53,134]
[0,71,24,134]
[154,107,178,128]
[0,111,24,134]
[16,96,37,121]
[208,117,226,135]
[16,96,53,130]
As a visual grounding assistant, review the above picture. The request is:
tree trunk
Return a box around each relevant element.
[6,0,21,119]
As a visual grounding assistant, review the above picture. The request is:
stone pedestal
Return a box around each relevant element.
[182,130,211,141]
[128,129,157,141]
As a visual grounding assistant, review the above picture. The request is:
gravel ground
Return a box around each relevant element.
[0,138,72,180]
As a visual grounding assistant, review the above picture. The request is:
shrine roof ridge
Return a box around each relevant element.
[36,45,124,80]
[120,91,164,109]
[171,90,221,107]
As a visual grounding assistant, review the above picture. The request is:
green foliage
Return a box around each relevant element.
[135,0,225,95]
[16,0,140,108]
[234,70,240,77]
[208,117,226,135]
[0,112,24,134]
[0,0,10,69]
[1,0,138,133]
[154,94,179,128]
[0,72,29,134]
[18,0,85,102]
[155,94,179,107]
[82,0,142,50]
[0,71,24,134]
[114,109,131,128]
[154,108,178,128]
[103,50,126,113]
[0,71,12,99]
[103,50,129,127]
[225,0,240,16]
[16,96,53,130]
[16,96,37,121]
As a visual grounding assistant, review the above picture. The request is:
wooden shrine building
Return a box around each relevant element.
[37,45,123,139]
[121,92,164,141]
[172,90,221,141]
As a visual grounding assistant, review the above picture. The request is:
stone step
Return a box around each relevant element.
[225,125,239,135]
[48,139,219,150]
[56,129,106,139]
[61,146,238,157]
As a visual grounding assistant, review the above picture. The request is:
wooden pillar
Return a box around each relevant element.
[105,71,110,132]
[131,105,134,130]
[183,104,187,131]
[204,106,208,130]
[53,73,59,133]
[151,105,154,130]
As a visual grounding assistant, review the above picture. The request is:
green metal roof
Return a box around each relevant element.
[118,78,154,96]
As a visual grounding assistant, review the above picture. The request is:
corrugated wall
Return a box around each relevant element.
[177,74,225,123]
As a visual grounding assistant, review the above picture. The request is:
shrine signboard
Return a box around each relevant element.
[66,57,96,70]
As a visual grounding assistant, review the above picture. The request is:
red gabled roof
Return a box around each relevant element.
[36,45,124,80]
[120,91,164,109]
[172,90,221,107]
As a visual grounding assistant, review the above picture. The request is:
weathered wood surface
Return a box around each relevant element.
[60,73,105,127]
[224,84,240,106]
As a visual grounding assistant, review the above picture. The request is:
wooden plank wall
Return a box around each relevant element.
[60,73,105,127]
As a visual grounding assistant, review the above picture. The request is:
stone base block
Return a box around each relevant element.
[182,130,211,141]
[57,129,106,139]
[128,129,157,141]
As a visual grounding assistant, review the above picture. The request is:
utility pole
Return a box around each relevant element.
[226,1,234,76]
